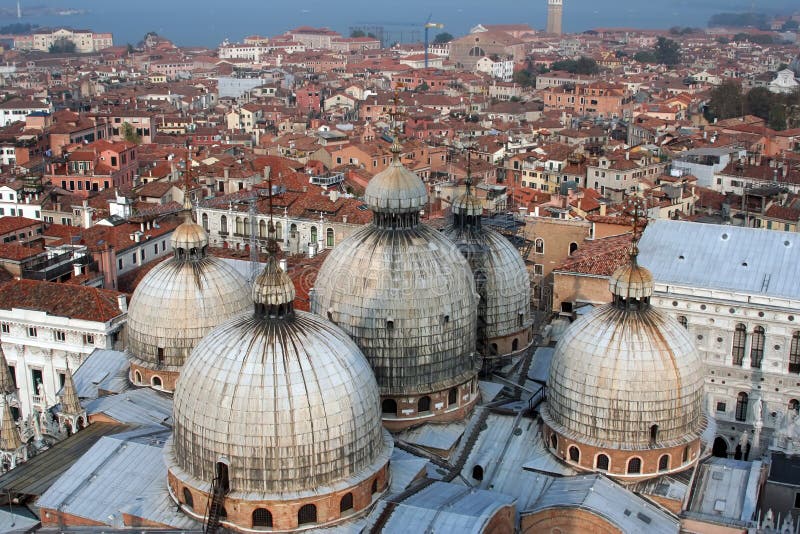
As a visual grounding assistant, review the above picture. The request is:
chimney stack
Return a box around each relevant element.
[117,294,128,313]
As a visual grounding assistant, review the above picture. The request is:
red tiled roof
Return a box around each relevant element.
[555,234,632,276]
[0,279,124,322]
[0,216,41,235]
[0,243,41,261]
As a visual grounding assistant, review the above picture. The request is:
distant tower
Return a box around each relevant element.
[546,0,563,35]
[16,0,21,19]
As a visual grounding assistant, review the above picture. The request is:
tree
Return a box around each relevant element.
[705,80,744,122]
[417,82,429,92]
[433,32,454,44]
[655,37,681,66]
[121,122,141,145]
[769,103,787,131]
[48,38,76,54]
[746,87,772,121]
[513,69,535,87]
[634,50,657,63]
[574,56,599,75]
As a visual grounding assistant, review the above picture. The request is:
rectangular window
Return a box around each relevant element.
[161,241,166,252]
[27,327,37,337]
[7,365,15,387]
[750,327,765,369]
[716,402,726,412]
[533,264,544,276]
[58,372,66,389]
[154,244,158,254]
[30,368,42,392]
[732,325,746,366]
[790,333,800,373]
[83,334,95,345]
[118,258,123,270]
[140,249,145,261]
[132,253,137,264]
[0,323,8,333]
[55,330,66,342]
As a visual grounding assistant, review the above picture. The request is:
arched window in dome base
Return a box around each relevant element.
[134,370,142,384]
[340,493,354,514]
[595,453,610,471]
[627,457,642,474]
[472,464,484,481]
[182,488,193,510]
[568,445,580,463]
[252,508,272,528]
[549,433,558,450]
[382,399,397,416]
[298,504,317,525]
[417,396,431,414]
[151,376,162,388]
[658,454,670,472]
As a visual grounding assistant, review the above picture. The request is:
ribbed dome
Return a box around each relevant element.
[364,157,428,215]
[167,280,390,495]
[312,224,478,396]
[126,256,250,373]
[171,218,208,252]
[545,256,705,450]
[451,191,484,218]
[444,226,531,341]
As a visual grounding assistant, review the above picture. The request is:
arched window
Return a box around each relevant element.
[297,504,316,525]
[732,323,747,366]
[157,347,164,366]
[490,343,498,356]
[340,493,354,513]
[569,242,578,256]
[658,454,670,472]
[252,508,272,528]
[182,488,193,510]
[535,238,544,254]
[216,462,229,493]
[469,46,486,57]
[678,315,688,329]
[627,457,642,474]
[448,387,457,406]
[220,215,228,234]
[201,213,208,231]
[512,338,519,351]
[235,216,243,235]
[381,399,397,415]
[275,222,283,240]
[326,227,334,247]
[290,223,297,236]
[134,370,142,383]
[472,464,484,480]
[417,396,431,413]
[550,433,558,449]
[371,478,379,494]
[790,332,800,373]
[568,446,580,463]
[259,219,266,238]
[735,392,749,421]
[310,226,317,243]
[750,326,765,368]
[152,376,162,388]
[683,445,691,463]
[789,399,799,414]
[596,454,609,471]
[650,424,659,444]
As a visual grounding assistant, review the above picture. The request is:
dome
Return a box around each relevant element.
[166,255,391,529]
[544,258,705,452]
[126,221,250,388]
[444,226,531,343]
[444,183,531,355]
[363,153,428,215]
[170,219,208,252]
[312,224,478,396]
[311,146,479,428]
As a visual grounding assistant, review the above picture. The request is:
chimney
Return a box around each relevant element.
[82,200,92,228]
[279,258,288,272]
[308,242,317,258]
[73,263,83,276]
[263,166,271,180]
[140,222,145,232]
[117,294,128,313]
[330,190,339,202]
[599,203,607,216]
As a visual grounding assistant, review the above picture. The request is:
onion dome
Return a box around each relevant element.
[126,209,250,392]
[542,248,705,479]
[166,252,391,530]
[444,182,531,358]
[311,143,479,424]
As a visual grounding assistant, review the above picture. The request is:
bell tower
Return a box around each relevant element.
[546,0,563,35]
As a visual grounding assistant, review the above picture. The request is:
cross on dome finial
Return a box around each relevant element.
[623,196,647,262]
[389,85,404,157]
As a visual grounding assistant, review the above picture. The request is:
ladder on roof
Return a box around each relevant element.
[204,476,227,534]
[761,273,771,293]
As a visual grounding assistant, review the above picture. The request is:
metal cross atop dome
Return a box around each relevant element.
[388,85,404,155]
[623,196,647,259]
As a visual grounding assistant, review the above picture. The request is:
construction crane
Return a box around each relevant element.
[423,15,444,69]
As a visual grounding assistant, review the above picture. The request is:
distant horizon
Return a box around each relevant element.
[0,0,797,48]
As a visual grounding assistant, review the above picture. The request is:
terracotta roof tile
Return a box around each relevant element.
[0,279,124,322]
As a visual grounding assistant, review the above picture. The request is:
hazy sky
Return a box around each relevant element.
[0,0,797,47]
